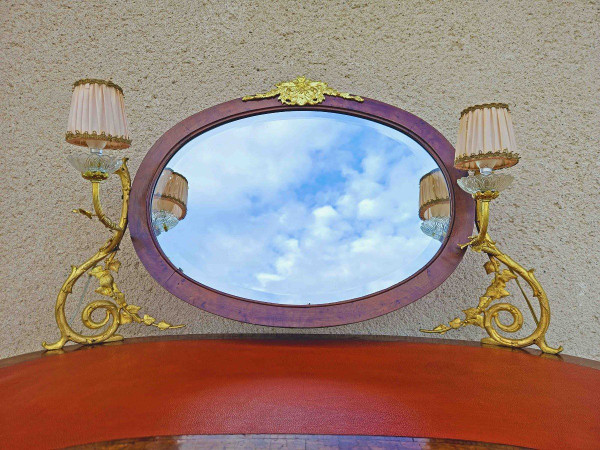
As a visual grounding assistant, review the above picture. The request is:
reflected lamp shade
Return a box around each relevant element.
[455,103,519,172]
[66,79,131,150]
[419,168,450,220]
[152,169,189,234]
[419,169,450,242]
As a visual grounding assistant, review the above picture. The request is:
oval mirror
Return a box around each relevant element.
[130,95,474,326]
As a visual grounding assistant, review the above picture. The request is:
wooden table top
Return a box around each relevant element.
[1,335,598,449]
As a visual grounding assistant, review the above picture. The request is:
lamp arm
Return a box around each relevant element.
[91,183,120,231]
[475,198,488,235]
[421,190,562,354]
[43,158,183,351]
[91,174,127,231]
[459,194,494,250]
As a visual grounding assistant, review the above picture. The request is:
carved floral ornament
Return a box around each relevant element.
[243,76,364,106]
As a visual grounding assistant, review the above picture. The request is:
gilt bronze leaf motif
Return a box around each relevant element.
[243,76,364,106]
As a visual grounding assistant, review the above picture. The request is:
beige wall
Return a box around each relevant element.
[1,0,598,360]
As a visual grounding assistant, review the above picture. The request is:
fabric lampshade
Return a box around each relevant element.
[455,103,519,171]
[419,168,450,220]
[152,169,189,220]
[66,79,131,150]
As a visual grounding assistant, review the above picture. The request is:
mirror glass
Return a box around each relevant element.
[151,111,450,305]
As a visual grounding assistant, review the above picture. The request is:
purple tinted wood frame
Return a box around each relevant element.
[129,96,475,327]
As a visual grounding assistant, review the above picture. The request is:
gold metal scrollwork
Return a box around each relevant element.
[43,158,183,351]
[421,191,563,354]
[243,76,364,106]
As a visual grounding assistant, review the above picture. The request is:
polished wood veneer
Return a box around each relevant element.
[1,336,598,449]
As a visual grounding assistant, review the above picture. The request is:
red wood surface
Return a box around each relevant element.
[1,336,598,449]
[129,97,475,327]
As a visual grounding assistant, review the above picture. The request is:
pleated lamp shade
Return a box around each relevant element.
[419,168,450,220]
[455,103,519,172]
[66,79,131,150]
[152,169,189,220]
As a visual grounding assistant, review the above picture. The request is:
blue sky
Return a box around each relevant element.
[154,111,447,304]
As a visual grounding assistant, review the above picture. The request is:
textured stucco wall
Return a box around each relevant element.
[1,0,598,360]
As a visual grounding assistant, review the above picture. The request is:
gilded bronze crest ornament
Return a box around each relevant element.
[242,76,364,106]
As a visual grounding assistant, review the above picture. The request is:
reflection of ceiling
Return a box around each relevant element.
[153,111,448,305]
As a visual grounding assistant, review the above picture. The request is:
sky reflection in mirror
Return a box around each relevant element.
[153,111,448,305]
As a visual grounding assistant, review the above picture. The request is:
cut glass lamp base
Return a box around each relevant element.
[457,172,513,195]
[421,216,450,242]
[152,210,179,236]
[67,153,122,182]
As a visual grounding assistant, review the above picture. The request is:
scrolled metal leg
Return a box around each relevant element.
[43,159,184,351]
[421,192,562,354]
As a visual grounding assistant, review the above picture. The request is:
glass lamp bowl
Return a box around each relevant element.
[152,210,179,236]
[457,172,514,195]
[420,216,450,242]
[67,153,122,182]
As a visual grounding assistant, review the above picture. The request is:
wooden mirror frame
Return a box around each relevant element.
[129,96,474,327]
